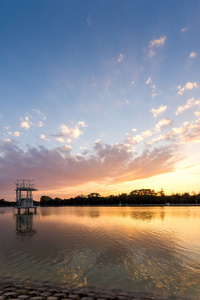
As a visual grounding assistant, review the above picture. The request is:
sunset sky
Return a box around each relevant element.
[1,1,200,201]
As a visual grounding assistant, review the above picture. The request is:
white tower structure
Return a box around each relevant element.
[15,179,38,214]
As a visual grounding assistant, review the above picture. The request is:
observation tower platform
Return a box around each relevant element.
[15,179,38,214]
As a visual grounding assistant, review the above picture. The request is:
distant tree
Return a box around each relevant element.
[40,195,53,206]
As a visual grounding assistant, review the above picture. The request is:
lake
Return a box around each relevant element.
[0,206,200,299]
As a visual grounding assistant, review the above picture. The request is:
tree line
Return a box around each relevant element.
[40,189,200,206]
[1,189,199,207]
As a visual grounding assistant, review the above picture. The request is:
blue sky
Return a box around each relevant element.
[1,1,200,200]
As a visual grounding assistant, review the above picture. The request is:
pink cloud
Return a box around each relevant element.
[0,140,181,200]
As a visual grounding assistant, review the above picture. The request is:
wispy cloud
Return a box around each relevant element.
[33,109,46,120]
[117,99,130,106]
[148,50,155,58]
[181,27,188,33]
[150,36,167,48]
[126,130,153,145]
[105,79,112,92]
[177,82,199,95]
[147,114,200,146]
[3,138,12,143]
[176,97,200,115]
[189,52,196,58]
[146,77,152,84]
[147,36,167,57]
[151,105,167,118]
[117,53,125,63]
[155,118,172,132]
[37,121,44,127]
[151,93,157,98]
[55,137,65,143]
[86,14,92,27]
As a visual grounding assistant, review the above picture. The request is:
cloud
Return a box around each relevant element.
[0,113,3,118]
[33,109,46,120]
[195,111,200,117]
[37,121,44,127]
[86,14,92,26]
[14,132,20,137]
[177,82,199,95]
[176,97,200,115]
[3,130,21,138]
[150,36,167,48]
[151,105,167,118]
[77,121,87,128]
[117,53,125,63]
[189,52,196,58]
[147,36,167,57]
[39,134,48,141]
[146,135,167,146]
[147,116,200,146]
[20,110,46,130]
[53,121,87,143]
[0,140,181,198]
[151,93,157,98]
[117,99,130,106]
[55,137,65,143]
[20,121,30,129]
[105,79,112,92]
[180,119,200,143]
[20,116,33,130]
[3,138,12,143]
[126,130,153,145]
[148,50,155,58]
[146,77,152,84]
[181,27,188,33]
[155,118,172,132]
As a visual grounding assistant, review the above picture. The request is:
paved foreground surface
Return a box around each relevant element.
[0,281,186,300]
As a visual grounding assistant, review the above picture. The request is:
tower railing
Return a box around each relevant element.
[16,183,35,189]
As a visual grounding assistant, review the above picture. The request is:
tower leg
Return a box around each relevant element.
[18,208,20,214]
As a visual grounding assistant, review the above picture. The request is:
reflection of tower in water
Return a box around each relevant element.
[15,213,37,236]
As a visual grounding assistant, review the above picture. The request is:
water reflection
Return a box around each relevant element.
[15,213,37,236]
[50,207,166,221]
[130,210,164,221]
[0,207,200,299]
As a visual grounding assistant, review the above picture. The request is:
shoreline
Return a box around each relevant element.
[0,279,182,300]
[1,204,200,208]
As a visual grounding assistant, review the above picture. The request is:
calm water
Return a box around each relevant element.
[0,206,200,299]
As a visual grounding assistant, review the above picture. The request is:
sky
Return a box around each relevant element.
[1,0,200,201]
